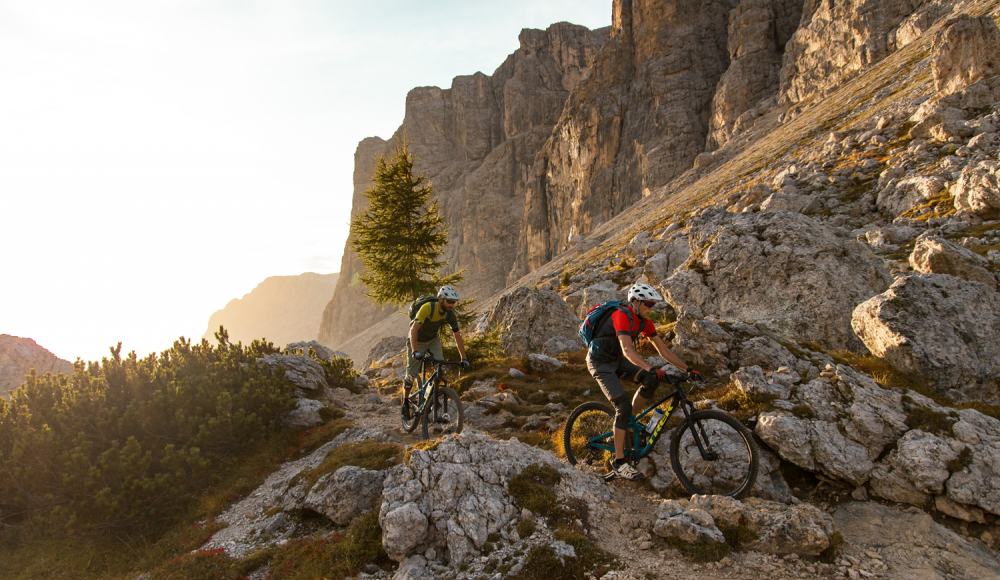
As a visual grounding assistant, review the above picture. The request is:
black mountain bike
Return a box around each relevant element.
[563,374,759,498]
[402,355,465,440]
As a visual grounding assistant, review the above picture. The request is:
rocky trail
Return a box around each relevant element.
[197,337,1000,580]
[196,0,1000,578]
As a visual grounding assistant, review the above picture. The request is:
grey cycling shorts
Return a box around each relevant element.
[587,353,642,401]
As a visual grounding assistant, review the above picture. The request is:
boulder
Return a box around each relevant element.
[303,466,387,525]
[481,288,581,358]
[834,502,1000,578]
[907,103,966,140]
[285,340,338,361]
[257,354,329,391]
[643,239,691,285]
[575,281,620,318]
[953,159,1000,219]
[363,336,408,370]
[655,496,836,556]
[868,429,958,505]
[755,365,909,486]
[875,175,946,216]
[281,398,325,428]
[542,336,580,356]
[653,501,725,544]
[661,211,892,353]
[908,234,996,288]
[670,317,735,370]
[852,273,1000,401]
[735,336,798,371]
[932,15,1000,96]
[379,430,610,565]
[731,365,788,398]
[527,353,563,373]
[759,192,821,214]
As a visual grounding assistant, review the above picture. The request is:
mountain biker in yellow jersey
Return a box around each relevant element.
[588,283,702,480]
[403,286,469,419]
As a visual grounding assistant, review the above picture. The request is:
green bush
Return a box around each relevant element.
[0,327,296,537]
[306,349,360,392]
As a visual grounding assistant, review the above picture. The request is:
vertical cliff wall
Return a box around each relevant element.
[508,0,741,280]
[318,23,608,349]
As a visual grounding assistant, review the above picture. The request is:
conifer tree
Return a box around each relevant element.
[350,137,462,307]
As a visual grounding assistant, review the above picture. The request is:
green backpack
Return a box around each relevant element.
[408,294,438,320]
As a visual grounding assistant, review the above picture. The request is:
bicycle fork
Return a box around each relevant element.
[679,399,720,461]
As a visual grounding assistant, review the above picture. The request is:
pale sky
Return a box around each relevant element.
[0,0,610,364]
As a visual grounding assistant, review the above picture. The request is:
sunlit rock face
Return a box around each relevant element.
[0,335,74,397]
[509,0,742,281]
[319,23,609,349]
[202,272,339,348]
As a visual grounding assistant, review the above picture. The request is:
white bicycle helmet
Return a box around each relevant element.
[627,283,663,303]
[437,286,460,301]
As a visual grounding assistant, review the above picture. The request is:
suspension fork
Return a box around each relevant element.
[677,396,719,461]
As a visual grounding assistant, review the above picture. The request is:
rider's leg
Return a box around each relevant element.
[618,358,655,416]
[588,353,631,459]
[610,394,632,460]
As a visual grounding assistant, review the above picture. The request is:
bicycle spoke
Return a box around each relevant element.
[670,410,759,498]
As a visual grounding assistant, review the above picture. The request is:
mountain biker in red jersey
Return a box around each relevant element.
[587,283,702,480]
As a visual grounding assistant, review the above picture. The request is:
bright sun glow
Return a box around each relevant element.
[0,0,609,363]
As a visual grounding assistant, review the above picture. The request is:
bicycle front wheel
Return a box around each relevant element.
[402,389,422,433]
[670,410,759,498]
[422,386,463,439]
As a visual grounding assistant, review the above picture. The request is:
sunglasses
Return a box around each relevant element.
[443,299,457,306]
[642,301,657,308]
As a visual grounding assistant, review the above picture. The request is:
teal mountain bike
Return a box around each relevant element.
[402,355,465,440]
[563,374,759,497]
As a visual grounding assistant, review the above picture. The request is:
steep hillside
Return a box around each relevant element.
[203,272,338,348]
[0,335,73,397]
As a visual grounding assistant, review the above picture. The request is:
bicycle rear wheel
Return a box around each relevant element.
[422,386,463,439]
[670,409,759,498]
[563,402,636,471]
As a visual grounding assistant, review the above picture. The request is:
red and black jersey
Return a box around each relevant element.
[590,304,656,361]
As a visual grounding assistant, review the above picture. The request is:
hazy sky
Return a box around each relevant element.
[0,0,609,364]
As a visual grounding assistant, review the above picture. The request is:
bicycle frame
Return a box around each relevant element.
[586,377,714,463]
[409,357,457,419]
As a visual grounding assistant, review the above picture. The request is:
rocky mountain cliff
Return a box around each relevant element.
[318,23,610,350]
[203,272,338,348]
[0,335,73,398]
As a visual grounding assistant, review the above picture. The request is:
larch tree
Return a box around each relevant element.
[350,136,462,307]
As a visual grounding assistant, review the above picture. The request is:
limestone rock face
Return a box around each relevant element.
[363,336,408,371]
[754,363,1000,518]
[319,23,608,350]
[834,502,1000,578]
[378,430,609,565]
[779,0,936,104]
[953,159,1000,219]
[203,273,339,347]
[908,234,996,288]
[479,287,581,358]
[654,495,837,556]
[851,273,1000,401]
[706,0,796,149]
[281,398,325,429]
[510,0,741,280]
[660,211,893,353]
[0,335,74,398]
[932,15,1000,96]
[755,365,908,485]
[303,466,387,525]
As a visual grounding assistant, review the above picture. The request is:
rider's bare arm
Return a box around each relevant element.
[618,335,652,374]
[454,330,467,360]
[649,335,688,371]
[409,322,421,354]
